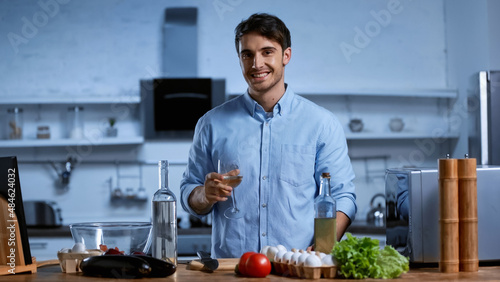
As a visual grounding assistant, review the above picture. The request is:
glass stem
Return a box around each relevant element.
[231,190,238,212]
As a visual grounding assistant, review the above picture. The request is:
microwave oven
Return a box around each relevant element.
[140,78,225,139]
[385,166,500,263]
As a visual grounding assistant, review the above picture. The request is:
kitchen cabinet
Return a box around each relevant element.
[0,95,143,148]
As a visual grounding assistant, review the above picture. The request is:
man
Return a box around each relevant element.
[180,13,356,258]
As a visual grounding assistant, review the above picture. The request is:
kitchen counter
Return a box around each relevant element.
[346,220,385,235]
[6,264,500,281]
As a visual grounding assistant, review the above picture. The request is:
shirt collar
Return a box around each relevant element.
[242,84,294,118]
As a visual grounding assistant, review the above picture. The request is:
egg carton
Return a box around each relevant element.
[57,249,103,273]
[273,262,337,279]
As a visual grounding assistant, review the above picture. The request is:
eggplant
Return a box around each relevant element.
[80,255,151,279]
[132,255,177,277]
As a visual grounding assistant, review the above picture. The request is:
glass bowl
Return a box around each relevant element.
[69,222,152,254]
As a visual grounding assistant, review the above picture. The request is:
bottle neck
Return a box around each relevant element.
[159,160,169,190]
[320,177,331,197]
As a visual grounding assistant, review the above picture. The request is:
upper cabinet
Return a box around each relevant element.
[0,95,143,148]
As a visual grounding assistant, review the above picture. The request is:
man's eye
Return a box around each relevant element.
[241,53,251,59]
[264,50,273,55]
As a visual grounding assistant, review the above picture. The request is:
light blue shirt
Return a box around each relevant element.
[180,85,357,258]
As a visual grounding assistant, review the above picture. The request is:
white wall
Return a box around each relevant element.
[1,0,496,224]
[1,0,447,98]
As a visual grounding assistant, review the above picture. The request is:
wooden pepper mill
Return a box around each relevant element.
[438,154,459,273]
[458,154,478,272]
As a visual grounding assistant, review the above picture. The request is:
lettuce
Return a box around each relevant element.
[332,233,409,279]
[377,245,409,279]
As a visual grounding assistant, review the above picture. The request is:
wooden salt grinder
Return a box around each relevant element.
[438,155,459,273]
[458,155,478,272]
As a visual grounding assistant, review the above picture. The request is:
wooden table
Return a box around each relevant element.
[4,263,500,281]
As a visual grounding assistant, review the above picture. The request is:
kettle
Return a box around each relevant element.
[366,193,386,226]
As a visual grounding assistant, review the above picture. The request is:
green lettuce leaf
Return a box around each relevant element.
[332,233,382,279]
[332,233,409,279]
[376,245,410,279]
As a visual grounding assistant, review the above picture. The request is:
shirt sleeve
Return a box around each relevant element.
[315,112,357,221]
[180,116,214,218]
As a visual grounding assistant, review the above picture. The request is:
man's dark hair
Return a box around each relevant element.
[234,13,291,54]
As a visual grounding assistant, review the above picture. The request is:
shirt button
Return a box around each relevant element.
[262,176,267,180]
[262,203,267,208]
[262,232,266,237]
[265,122,269,126]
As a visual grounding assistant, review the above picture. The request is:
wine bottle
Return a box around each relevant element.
[314,172,337,253]
[151,160,178,265]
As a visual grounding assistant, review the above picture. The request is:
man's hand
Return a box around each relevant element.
[188,169,240,214]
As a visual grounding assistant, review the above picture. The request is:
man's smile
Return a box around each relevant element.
[251,71,271,79]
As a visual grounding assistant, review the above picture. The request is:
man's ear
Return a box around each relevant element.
[283,47,291,66]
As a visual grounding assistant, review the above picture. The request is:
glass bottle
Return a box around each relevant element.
[68,106,84,139]
[314,172,337,253]
[7,107,23,140]
[151,160,177,265]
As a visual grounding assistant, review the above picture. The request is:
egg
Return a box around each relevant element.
[297,252,311,266]
[321,254,335,266]
[274,250,287,263]
[319,252,327,259]
[260,245,270,255]
[282,251,294,264]
[71,242,86,253]
[290,251,303,265]
[276,244,287,253]
[59,247,70,253]
[266,246,279,262]
[304,254,322,267]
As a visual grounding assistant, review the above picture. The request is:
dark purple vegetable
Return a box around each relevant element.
[132,255,177,277]
[80,255,151,279]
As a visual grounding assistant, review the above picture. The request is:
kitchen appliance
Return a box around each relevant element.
[385,166,500,263]
[366,193,385,227]
[140,78,225,139]
[24,200,63,227]
[469,71,500,165]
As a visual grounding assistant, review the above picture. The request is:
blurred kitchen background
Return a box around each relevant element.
[1,0,499,259]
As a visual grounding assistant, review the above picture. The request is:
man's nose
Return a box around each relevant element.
[252,54,263,68]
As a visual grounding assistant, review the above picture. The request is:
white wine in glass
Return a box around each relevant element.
[218,160,243,219]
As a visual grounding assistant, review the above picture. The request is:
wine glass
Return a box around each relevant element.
[218,159,243,219]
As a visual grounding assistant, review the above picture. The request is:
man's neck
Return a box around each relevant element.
[249,83,286,112]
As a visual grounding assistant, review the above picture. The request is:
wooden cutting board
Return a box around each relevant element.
[187,258,239,271]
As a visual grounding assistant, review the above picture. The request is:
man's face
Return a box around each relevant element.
[238,32,291,96]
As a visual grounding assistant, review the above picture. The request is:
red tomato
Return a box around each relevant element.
[238,252,257,276]
[245,253,271,278]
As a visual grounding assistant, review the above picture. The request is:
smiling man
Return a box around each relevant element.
[180,13,357,258]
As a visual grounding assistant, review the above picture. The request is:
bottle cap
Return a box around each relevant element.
[321,172,330,178]
[158,160,169,169]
